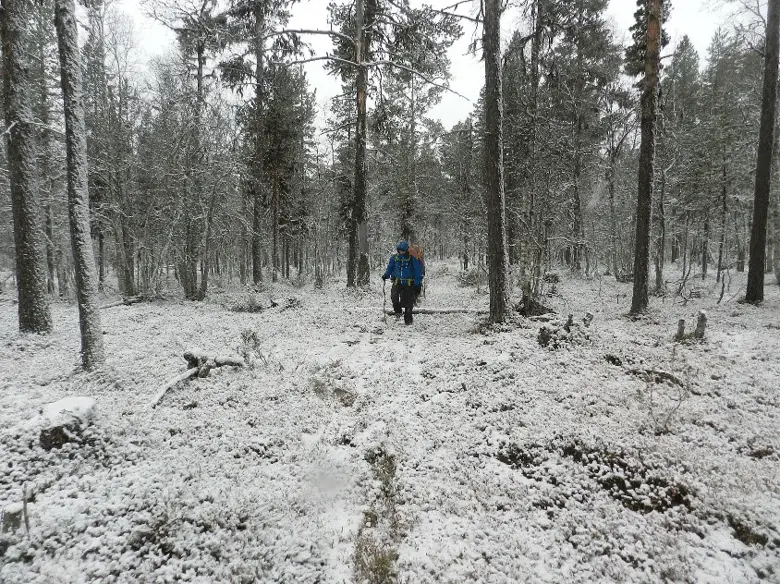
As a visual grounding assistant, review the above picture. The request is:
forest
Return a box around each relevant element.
[1,0,778,582]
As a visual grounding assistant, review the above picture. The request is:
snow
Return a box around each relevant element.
[40,396,96,427]
[0,263,778,583]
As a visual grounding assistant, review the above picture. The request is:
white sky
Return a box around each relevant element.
[117,0,733,129]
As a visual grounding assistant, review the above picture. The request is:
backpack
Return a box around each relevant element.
[408,245,425,303]
[408,244,425,277]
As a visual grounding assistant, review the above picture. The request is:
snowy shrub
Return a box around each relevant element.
[457,267,486,288]
[237,329,263,367]
[309,361,357,407]
[292,272,307,289]
[230,293,265,313]
[354,446,402,584]
[537,316,590,349]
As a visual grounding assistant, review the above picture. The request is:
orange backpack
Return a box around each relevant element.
[408,244,425,277]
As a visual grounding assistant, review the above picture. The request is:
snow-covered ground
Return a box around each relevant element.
[1,263,778,583]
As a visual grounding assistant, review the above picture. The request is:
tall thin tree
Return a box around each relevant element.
[745,0,780,303]
[629,0,664,314]
[54,0,105,368]
[483,0,510,322]
[1,0,53,333]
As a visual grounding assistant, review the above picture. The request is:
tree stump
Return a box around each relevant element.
[675,319,686,341]
[1,503,23,534]
[694,310,707,339]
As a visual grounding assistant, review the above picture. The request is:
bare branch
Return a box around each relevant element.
[1,122,17,138]
[263,28,356,47]
[425,6,482,23]
[367,60,470,100]
[270,55,359,68]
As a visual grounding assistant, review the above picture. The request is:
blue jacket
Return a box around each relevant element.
[384,253,422,287]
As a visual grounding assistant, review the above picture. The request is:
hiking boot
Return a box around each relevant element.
[404,316,413,325]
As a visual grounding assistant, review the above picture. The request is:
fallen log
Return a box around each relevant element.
[149,350,245,408]
[385,308,488,315]
[100,296,143,310]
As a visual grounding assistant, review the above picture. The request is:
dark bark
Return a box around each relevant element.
[746,0,780,303]
[716,160,728,283]
[2,0,53,333]
[483,0,510,322]
[55,0,105,369]
[353,0,374,287]
[252,4,265,285]
[630,0,662,315]
[701,212,709,281]
[45,203,56,294]
[272,180,279,282]
[655,165,666,292]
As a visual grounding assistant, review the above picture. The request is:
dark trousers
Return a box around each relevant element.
[391,281,415,324]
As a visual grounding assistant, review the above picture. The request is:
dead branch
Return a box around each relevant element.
[149,368,199,409]
[100,296,143,309]
[263,28,356,46]
[149,350,245,408]
[386,308,487,315]
[627,368,684,387]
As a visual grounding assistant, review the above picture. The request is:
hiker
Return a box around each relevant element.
[382,240,423,325]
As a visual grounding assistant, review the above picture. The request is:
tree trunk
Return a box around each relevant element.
[630,0,662,315]
[252,4,265,285]
[44,203,57,295]
[353,0,373,288]
[35,18,57,297]
[716,159,728,283]
[2,0,53,333]
[55,0,105,369]
[774,191,780,285]
[272,180,279,282]
[746,0,780,303]
[701,211,709,281]
[483,0,510,322]
[655,164,666,292]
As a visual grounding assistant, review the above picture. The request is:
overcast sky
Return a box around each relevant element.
[118,0,734,129]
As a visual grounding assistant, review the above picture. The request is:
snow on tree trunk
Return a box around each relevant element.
[55,0,105,369]
[2,0,53,334]
[746,0,780,303]
[630,0,662,315]
[483,0,510,323]
[353,0,372,288]
[252,4,265,285]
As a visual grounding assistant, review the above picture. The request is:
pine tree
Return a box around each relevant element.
[746,0,780,303]
[627,0,666,315]
[483,0,510,322]
[1,0,54,333]
[54,0,105,368]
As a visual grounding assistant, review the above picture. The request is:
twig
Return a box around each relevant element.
[263,28,356,47]
[23,483,30,536]
[1,121,17,137]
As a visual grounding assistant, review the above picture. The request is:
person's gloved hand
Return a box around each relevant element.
[414,285,422,294]
[382,274,389,281]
